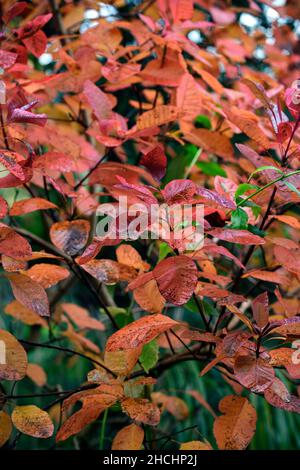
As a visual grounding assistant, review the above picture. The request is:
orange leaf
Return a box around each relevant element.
[180,440,213,450]
[25,263,70,288]
[50,219,90,256]
[184,128,234,159]
[152,392,189,420]
[81,259,120,285]
[10,198,57,216]
[111,423,144,450]
[7,273,50,317]
[0,329,27,381]
[105,314,179,352]
[0,411,12,448]
[26,363,47,387]
[121,398,160,426]
[61,303,105,331]
[4,300,47,326]
[133,279,165,314]
[213,395,257,450]
[0,225,32,260]
[12,405,54,438]
[137,105,180,130]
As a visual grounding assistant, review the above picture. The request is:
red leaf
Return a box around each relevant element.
[252,292,269,329]
[0,150,27,181]
[140,145,167,181]
[7,273,50,317]
[152,255,198,305]
[22,30,47,58]
[83,80,113,122]
[0,224,32,260]
[106,313,179,351]
[209,228,265,245]
[0,50,17,69]
[234,354,275,392]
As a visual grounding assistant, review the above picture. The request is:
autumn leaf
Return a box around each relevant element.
[56,393,119,442]
[121,398,160,426]
[81,259,120,284]
[25,264,70,288]
[137,105,180,130]
[4,300,47,327]
[0,150,27,181]
[112,423,144,450]
[12,405,54,438]
[7,273,50,317]
[10,198,58,216]
[151,256,198,305]
[0,411,12,448]
[152,392,189,420]
[133,279,165,314]
[0,330,27,381]
[213,395,257,450]
[61,303,105,331]
[26,363,47,387]
[252,292,269,329]
[50,219,90,256]
[140,145,167,181]
[105,314,179,352]
[180,441,213,450]
[209,228,265,245]
[234,354,275,392]
[0,225,32,260]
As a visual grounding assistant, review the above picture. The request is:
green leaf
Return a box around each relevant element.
[248,166,283,182]
[283,181,300,197]
[158,242,173,261]
[197,160,227,177]
[140,340,159,373]
[100,307,132,328]
[230,208,249,229]
[235,183,259,201]
[164,144,197,182]
[194,115,212,129]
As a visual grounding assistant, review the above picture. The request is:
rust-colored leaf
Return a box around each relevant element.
[50,220,90,256]
[111,423,144,450]
[0,330,27,381]
[0,411,12,447]
[12,405,54,438]
[121,398,160,426]
[25,264,70,288]
[7,273,50,317]
[213,395,257,450]
[234,354,275,392]
[10,198,57,216]
[106,314,179,352]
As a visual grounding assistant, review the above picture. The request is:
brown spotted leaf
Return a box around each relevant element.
[12,405,54,438]
[7,273,50,317]
[121,398,160,426]
[50,220,90,256]
[234,354,275,392]
[106,314,178,352]
[213,395,257,450]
